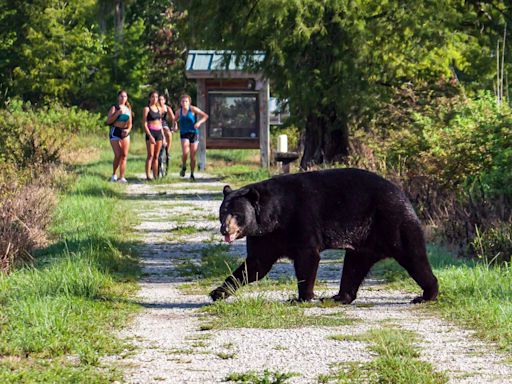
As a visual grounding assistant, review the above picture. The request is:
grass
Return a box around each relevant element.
[0,135,140,382]
[201,295,354,330]
[175,243,242,279]
[322,327,447,384]
[205,148,272,187]
[373,244,512,353]
[225,369,297,383]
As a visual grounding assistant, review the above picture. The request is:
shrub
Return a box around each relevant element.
[351,86,512,258]
[0,171,57,272]
[0,100,103,169]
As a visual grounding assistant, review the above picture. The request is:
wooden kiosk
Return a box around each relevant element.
[184,50,270,170]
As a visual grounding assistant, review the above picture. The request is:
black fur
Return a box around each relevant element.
[211,168,438,304]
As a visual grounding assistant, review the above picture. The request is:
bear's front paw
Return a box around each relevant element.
[209,287,228,302]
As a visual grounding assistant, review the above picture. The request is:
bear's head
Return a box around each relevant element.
[219,185,260,243]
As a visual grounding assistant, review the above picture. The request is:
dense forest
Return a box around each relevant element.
[1,0,512,268]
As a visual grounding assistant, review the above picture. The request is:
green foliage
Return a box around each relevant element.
[3,0,103,104]
[472,224,512,264]
[0,102,103,170]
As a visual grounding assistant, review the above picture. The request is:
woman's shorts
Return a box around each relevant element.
[110,126,129,141]
[146,129,163,142]
[180,132,198,144]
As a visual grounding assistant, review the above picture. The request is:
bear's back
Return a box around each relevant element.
[251,168,414,228]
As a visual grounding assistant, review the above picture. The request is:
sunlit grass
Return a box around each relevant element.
[0,134,140,382]
[374,244,512,353]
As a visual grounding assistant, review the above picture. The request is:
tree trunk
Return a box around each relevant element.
[300,106,349,170]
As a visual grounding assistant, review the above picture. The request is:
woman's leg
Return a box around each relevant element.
[152,140,163,179]
[118,137,130,180]
[110,139,123,179]
[146,139,155,180]
[180,139,190,176]
[163,129,171,156]
[189,141,199,178]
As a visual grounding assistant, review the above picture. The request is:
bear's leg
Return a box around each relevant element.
[293,249,321,301]
[396,224,439,303]
[333,250,375,304]
[395,253,438,303]
[209,256,278,301]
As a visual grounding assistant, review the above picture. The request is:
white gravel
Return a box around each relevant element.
[108,173,512,384]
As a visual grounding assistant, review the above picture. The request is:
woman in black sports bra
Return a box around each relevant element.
[142,90,165,180]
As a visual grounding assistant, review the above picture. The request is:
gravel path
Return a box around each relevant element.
[111,174,512,384]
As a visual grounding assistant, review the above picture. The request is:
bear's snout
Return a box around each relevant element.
[220,214,240,243]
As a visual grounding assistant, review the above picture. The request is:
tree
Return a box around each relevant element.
[1,0,103,104]
[184,0,501,168]
[127,0,193,104]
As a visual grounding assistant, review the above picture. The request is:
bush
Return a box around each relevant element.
[0,171,57,272]
[351,86,512,258]
[0,101,100,272]
[0,100,103,169]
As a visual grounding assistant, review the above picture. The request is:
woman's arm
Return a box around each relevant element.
[106,106,119,125]
[142,107,155,143]
[191,106,209,129]
[167,105,176,124]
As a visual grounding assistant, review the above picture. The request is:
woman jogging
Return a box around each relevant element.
[142,91,165,181]
[106,89,132,183]
[177,94,208,181]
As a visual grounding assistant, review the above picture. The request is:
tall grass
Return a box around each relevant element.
[0,136,139,382]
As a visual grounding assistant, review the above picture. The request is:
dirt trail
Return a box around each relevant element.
[110,174,512,384]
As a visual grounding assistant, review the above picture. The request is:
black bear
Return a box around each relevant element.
[210,168,438,304]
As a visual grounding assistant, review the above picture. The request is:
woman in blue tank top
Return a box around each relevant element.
[106,90,132,183]
[178,94,208,181]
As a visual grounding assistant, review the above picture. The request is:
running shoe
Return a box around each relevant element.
[180,165,186,177]
[190,173,195,182]
[118,177,127,183]
[110,174,118,182]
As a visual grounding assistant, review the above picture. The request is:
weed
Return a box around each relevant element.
[225,369,297,383]
[217,352,237,359]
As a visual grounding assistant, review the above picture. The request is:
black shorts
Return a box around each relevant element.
[109,126,129,141]
[180,132,198,144]
[146,129,163,142]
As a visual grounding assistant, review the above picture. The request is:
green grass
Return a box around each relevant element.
[201,295,354,329]
[373,244,512,353]
[0,135,140,382]
[225,369,297,383]
[175,243,242,279]
[322,328,447,384]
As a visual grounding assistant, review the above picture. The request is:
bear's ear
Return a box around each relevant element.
[246,188,260,205]
[223,185,232,196]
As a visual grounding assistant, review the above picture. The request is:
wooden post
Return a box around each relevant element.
[258,78,270,168]
[197,79,207,171]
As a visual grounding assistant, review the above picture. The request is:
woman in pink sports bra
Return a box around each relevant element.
[142,91,165,181]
